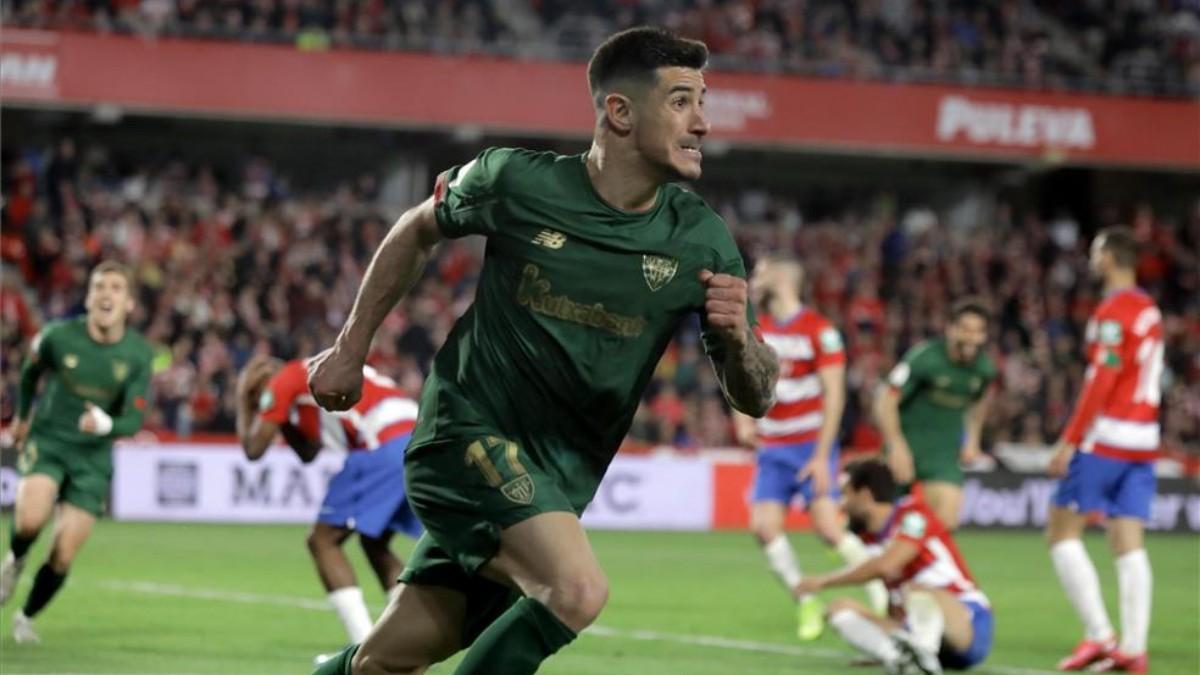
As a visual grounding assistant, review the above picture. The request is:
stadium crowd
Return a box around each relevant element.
[3,0,1199,95]
[2,140,1198,462]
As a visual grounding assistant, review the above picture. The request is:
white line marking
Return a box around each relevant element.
[103,580,1058,675]
[102,580,330,611]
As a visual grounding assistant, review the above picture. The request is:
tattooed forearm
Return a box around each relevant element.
[714,330,779,417]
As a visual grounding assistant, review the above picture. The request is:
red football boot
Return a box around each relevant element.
[1058,638,1116,671]
[1089,651,1148,673]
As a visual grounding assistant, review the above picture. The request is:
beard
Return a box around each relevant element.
[847,513,870,535]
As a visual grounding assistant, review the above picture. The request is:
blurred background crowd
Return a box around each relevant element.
[3,0,1199,95]
[3,137,1197,463]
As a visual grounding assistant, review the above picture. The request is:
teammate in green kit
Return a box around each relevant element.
[0,261,152,643]
[306,27,779,675]
[874,298,995,531]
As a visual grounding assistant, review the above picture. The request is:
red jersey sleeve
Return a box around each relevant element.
[1062,304,1125,445]
[257,361,309,425]
[893,502,934,548]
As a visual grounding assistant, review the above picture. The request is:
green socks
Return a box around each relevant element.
[453,597,577,674]
[23,564,66,618]
[311,644,359,675]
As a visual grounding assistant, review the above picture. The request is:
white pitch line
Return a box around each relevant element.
[102,580,330,611]
[103,580,1058,675]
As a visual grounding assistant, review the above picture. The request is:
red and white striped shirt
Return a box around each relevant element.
[258,360,418,452]
[869,497,989,608]
[1063,288,1162,463]
[756,308,845,446]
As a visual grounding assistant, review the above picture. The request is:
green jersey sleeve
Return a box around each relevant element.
[17,323,58,419]
[433,147,517,238]
[888,342,931,405]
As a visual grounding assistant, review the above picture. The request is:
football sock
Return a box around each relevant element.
[328,586,373,643]
[311,643,358,675]
[453,597,577,675]
[1115,549,1152,655]
[1050,539,1114,641]
[904,591,945,654]
[22,564,66,618]
[764,535,804,594]
[9,531,35,561]
[835,533,889,615]
[829,608,900,663]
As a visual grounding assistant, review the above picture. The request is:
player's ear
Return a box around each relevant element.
[603,92,634,135]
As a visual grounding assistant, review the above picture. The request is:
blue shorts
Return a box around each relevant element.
[938,600,993,670]
[1051,451,1157,521]
[751,441,840,506]
[319,434,423,539]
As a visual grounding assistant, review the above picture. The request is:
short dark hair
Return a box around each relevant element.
[846,460,896,503]
[1097,226,1138,268]
[587,27,708,110]
[950,296,990,324]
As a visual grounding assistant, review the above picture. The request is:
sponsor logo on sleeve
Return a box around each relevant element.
[819,327,843,352]
[900,511,927,538]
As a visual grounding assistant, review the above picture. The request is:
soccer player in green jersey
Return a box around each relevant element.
[0,261,152,643]
[306,27,780,675]
[874,299,996,531]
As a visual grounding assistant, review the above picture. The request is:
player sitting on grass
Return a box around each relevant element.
[306,26,779,675]
[236,355,421,661]
[1,261,152,644]
[796,460,993,675]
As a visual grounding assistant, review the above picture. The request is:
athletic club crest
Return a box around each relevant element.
[642,255,678,292]
[501,475,536,505]
[113,360,130,382]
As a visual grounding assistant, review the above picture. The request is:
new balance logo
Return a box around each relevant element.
[532,230,567,249]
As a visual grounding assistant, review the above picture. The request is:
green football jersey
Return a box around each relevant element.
[886,338,996,461]
[18,317,153,448]
[409,147,752,508]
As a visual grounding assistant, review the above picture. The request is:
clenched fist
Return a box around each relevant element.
[306,345,365,412]
[699,269,750,346]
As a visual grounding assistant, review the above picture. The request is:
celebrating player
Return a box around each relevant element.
[733,256,887,640]
[236,356,421,655]
[307,27,779,675]
[1046,228,1161,673]
[797,460,993,674]
[875,299,996,530]
[0,262,152,643]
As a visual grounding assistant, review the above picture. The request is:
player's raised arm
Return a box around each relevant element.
[308,197,443,411]
[236,356,288,461]
[699,269,779,417]
[797,537,920,595]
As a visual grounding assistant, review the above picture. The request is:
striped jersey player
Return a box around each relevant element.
[798,460,993,673]
[734,256,886,642]
[1046,228,1162,674]
[236,357,421,651]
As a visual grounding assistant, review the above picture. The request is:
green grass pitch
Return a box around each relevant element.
[0,522,1196,674]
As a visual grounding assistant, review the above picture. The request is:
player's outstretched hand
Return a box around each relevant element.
[307,345,364,412]
[699,270,749,345]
